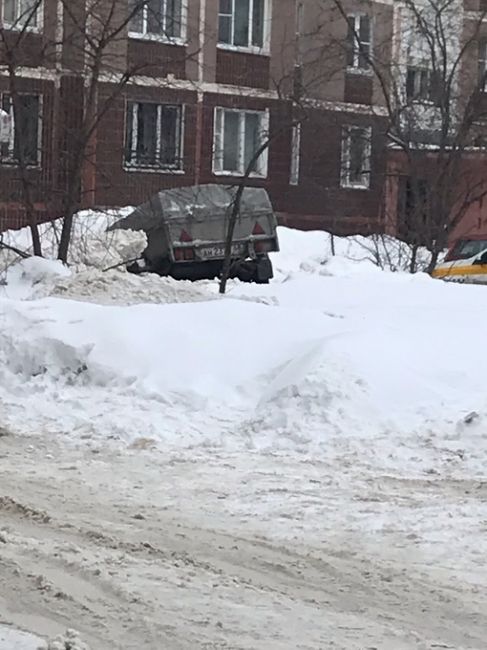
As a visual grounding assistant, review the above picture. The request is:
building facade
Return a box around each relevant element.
[1,0,487,240]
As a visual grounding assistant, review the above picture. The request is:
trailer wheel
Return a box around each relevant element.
[234,261,255,282]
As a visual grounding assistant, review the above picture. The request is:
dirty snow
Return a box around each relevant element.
[0,625,45,650]
[0,217,486,649]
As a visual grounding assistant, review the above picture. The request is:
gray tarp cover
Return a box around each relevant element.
[108,184,273,233]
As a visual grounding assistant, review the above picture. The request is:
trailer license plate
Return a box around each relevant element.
[198,244,244,258]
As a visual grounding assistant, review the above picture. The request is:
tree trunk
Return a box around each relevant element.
[409,243,419,274]
[427,247,441,275]
[58,212,74,264]
[219,184,245,295]
[219,137,273,294]
[29,223,42,257]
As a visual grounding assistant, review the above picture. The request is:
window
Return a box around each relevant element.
[479,40,487,91]
[2,0,41,29]
[406,66,442,104]
[213,107,268,177]
[129,0,183,40]
[125,102,183,170]
[341,125,371,189]
[0,93,40,166]
[346,14,371,70]
[218,0,267,50]
[406,67,432,102]
[289,123,301,185]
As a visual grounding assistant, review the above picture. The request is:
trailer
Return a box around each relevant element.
[109,184,280,283]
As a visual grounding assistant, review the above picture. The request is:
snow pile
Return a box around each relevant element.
[1,210,212,305]
[19,267,212,305]
[47,630,90,650]
[0,224,485,477]
[271,227,433,278]
[0,208,143,275]
[45,269,213,305]
[4,257,72,300]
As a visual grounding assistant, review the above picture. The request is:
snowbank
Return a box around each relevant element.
[0,209,211,305]
[0,221,484,477]
[0,208,143,277]
[3,265,213,305]
[270,227,433,278]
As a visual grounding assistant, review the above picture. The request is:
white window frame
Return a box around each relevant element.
[295,2,304,65]
[406,65,434,103]
[0,92,42,168]
[213,106,269,178]
[1,0,43,32]
[346,13,372,74]
[124,100,184,173]
[217,0,271,55]
[128,0,187,45]
[479,40,487,91]
[289,122,301,186]
[340,125,372,190]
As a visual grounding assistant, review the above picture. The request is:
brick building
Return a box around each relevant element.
[1,0,487,240]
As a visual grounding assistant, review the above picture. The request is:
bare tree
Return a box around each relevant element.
[0,0,47,256]
[1,0,198,264]
[56,0,174,262]
[327,0,487,271]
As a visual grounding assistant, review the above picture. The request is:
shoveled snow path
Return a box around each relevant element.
[0,433,485,650]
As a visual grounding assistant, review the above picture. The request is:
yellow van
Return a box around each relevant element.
[432,237,487,283]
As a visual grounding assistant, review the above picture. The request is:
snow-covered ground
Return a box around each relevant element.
[0,220,486,648]
[0,224,484,472]
[0,625,45,650]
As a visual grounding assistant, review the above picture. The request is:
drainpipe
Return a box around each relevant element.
[80,1,97,209]
[194,0,206,186]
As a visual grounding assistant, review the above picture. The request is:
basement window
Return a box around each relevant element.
[213,107,269,177]
[341,125,371,189]
[125,101,183,170]
[218,0,268,52]
[0,93,41,166]
[129,0,184,41]
[1,0,42,30]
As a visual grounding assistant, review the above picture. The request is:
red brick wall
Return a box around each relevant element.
[0,0,59,69]
[93,84,198,207]
[92,87,388,237]
[215,50,270,89]
[279,109,388,235]
[0,76,57,230]
[344,73,373,105]
[127,40,188,78]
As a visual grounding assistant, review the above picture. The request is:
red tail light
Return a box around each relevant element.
[174,247,195,261]
[174,230,194,261]
[252,222,265,236]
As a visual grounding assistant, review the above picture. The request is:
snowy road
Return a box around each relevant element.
[0,432,485,650]
[1,224,487,648]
